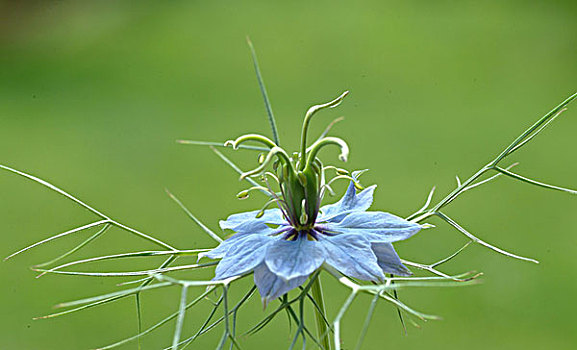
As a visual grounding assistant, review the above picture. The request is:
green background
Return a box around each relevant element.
[1,1,576,349]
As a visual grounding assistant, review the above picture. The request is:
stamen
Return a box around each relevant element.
[272,226,292,236]
[255,198,286,218]
[257,153,266,164]
[240,146,293,180]
[236,186,271,200]
[325,174,362,189]
[320,175,363,198]
[323,166,349,176]
[263,172,279,184]
[313,226,338,237]
[260,173,291,219]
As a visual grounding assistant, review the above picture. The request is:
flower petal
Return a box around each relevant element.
[213,234,275,280]
[320,234,385,282]
[253,263,308,305]
[319,182,376,222]
[265,235,326,281]
[371,242,412,276]
[200,225,283,260]
[219,208,286,234]
[200,234,246,260]
[322,211,421,243]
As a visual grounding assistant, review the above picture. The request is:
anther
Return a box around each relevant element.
[237,190,250,200]
[258,153,266,164]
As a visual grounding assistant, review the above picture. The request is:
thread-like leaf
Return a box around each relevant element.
[247,37,280,146]
[5,220,109,261]
[494,166,577,195]
[165,189,223,243]
[436,212,539,264]
[34,223,111,268]
[177,140,269,152]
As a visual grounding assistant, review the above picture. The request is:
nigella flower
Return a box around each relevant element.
[202,180,422,304]
[200,91,423,304]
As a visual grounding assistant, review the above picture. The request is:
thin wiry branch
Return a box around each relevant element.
[411,92,577,223]
[97,286,217,350]
[34,261,218,277]
[435,212,538,263]
[407,186,435,220]
[492,166,577,195]
[210,146,271,196]
[402,241,481,282]
[1,164,176,252]
[5,220,109,261]
[460,162,518,193]
[177,140,269,152]
[172,286,189,350]
[176,286,255,350]
[353,293,379,350]
[34,223,111,268]
[37,249,208,278]
[323,265,478,349]
[165,189,223,243]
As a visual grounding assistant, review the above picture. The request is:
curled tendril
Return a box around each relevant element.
[240,146,293,180]
[225,134,277,150]
[299,91,349,169]
[305,137,349,170]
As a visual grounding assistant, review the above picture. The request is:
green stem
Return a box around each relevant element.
[311,275,331,350]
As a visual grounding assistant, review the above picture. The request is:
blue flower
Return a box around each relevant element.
[202,181,422,304]
[201,91,423,304]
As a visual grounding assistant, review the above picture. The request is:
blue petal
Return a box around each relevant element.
[200,234,246,260]
[200,225,284,260]
[371,242,412,276]
[318,182,376,222]
[322,211,421,243]
[213,234,275,280]
[265,235,326,281]
[253,263,308,305]
[219,208,286,234]
[320,234,385,282]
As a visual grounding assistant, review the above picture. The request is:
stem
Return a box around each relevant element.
[311,275,331,350]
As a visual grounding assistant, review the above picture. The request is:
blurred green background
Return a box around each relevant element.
[1,1,576,349]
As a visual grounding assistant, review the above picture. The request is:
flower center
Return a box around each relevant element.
[227,91,364,231]
[283,228,321,241]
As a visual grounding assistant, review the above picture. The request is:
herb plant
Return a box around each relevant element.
[3,40,576,350]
